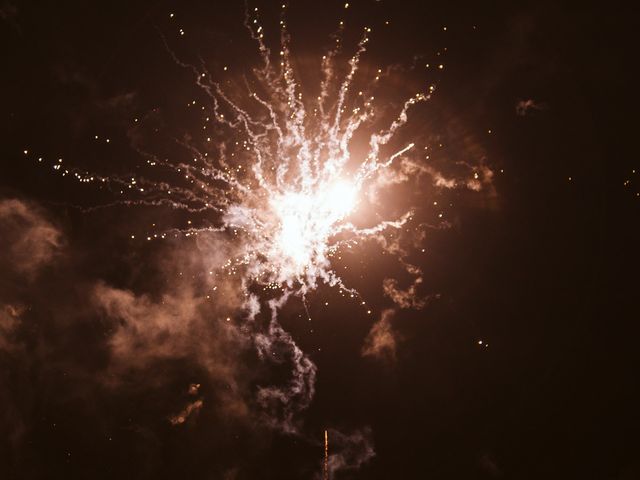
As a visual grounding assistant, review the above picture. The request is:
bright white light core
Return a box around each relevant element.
[270,179,358,280]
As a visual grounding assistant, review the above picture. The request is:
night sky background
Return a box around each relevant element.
[1,1,639,479]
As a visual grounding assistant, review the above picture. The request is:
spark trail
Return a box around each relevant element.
[27,4,459,435]
[168,8,428,297]
[166,7,432,430]
[324,430,329,480]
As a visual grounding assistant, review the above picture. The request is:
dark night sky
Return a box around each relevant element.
[1,1,639,479]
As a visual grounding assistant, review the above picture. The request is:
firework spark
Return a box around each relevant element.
[177,9,428,298]
[168,7,436,433]
[25,4,482,437]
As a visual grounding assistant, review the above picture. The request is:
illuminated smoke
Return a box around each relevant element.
[0,199,63,278]
[320,427,375,479]
[23,4,490,435]
[361,308,399,362]
[169,399,204,426]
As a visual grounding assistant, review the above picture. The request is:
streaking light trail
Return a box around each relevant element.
[156,5,430,433]
[194,8,426,295]
[24,3,490,440]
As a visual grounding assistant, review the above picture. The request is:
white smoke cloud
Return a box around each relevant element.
[92,281,251,420]
[383,276,427,310]
[0,304,24,352]
[254,295,317,434]
[0,198,63,277]
[361,308,399,362]
[323,427,375,479]
[516,98,547,116]
[423,164,494,192]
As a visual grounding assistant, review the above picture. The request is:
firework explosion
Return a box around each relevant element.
[22,2,489,471]
[165,7,427,296]
[209,5,430,434]
[5,2,636,478]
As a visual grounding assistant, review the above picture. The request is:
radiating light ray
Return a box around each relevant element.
[24,4,484,434]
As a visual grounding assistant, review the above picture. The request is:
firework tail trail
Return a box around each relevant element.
[324,430,329,480]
